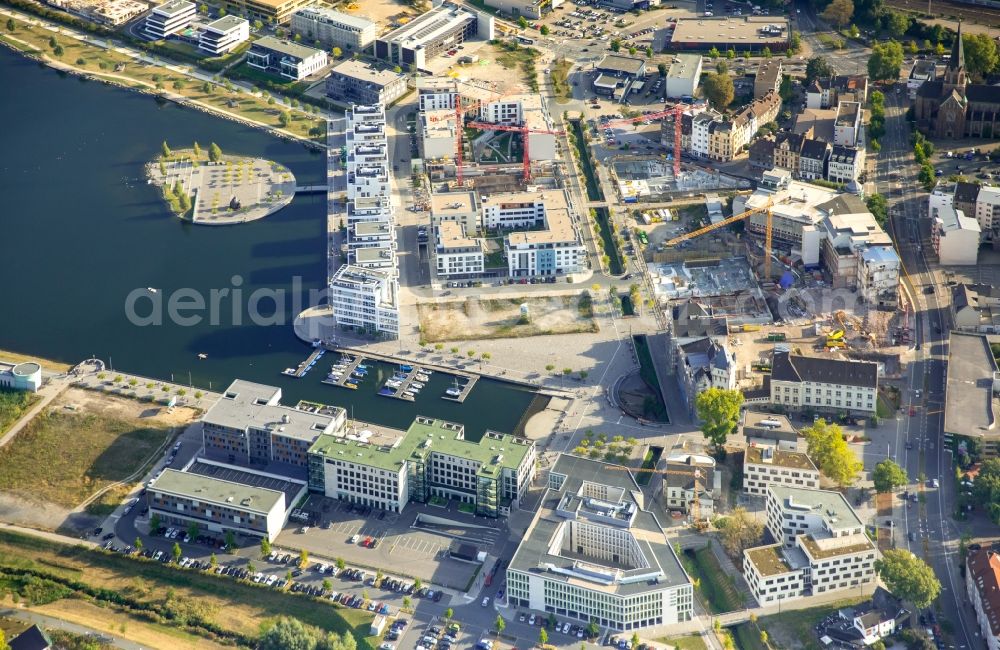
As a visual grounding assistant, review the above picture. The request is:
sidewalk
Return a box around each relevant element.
[0,375,70,450]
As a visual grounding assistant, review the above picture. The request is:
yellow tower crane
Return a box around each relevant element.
[664,198,775,280]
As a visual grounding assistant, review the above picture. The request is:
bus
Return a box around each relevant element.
[516,36,534,45]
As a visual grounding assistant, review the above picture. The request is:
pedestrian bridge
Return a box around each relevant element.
[295,185,329,194]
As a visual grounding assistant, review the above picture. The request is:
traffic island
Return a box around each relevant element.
[146,146,297,225]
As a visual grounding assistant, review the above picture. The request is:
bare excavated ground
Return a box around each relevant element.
[417,293,599,342]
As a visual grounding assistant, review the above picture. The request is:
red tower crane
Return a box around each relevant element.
[466,121,566,183]
[603,105,685,178]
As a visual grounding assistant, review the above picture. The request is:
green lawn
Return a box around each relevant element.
[631,335,668,421]
[680,546,745,613]
[0,388,39,437]
[635,446,662,486]
[730,623,768,650]
[658,635,708,650]
[760,598,864,650]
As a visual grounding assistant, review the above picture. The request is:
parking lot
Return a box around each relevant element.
[273,496,504,590]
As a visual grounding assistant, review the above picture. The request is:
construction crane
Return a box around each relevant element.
[663,198,775,281]
[602,105,684,178]
[466,120,566,182]
[424,83,505,185]
[603,465,707,528]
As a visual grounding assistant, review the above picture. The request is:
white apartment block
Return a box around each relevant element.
[743,445,820,496]
[834,101,862,147]
[689,110,718,159]
[144,0,195,39]
[435,221,485,277]
[966,546,1000,650]
[290,6,376,52]
[976,186,1000,233]
[417,77,459,112]
[198,15,249,55]
[744,486,877,606]
[507,455,694,631]
[931,204,980,266]
[329,265,399,337]
[770,351,878,414]
[307,417,536,518]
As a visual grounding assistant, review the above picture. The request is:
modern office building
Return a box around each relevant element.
[147,468,297,542]
[665,54,702,99]
[326,60,408,107]
[769,350,878,414]
[329,265,399,337]
[307,416,536,517]
[430,191,480,234]
[198,15,249,55]
[247,36,327,80]
[374,3,494,71]
[144,0,195,39]
[507,454,694,631]
[290,6,376,52]
[743,444,819,496]
[0,361,42,392]
[435,221,485,278]
[201,380,344,468]
[944,332,1000,457]
[743,486,877,606]
[966,544,1000,650]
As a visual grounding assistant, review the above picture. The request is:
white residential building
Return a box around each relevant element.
[484,190,585,277]
[144,0,195,39]
[507,455,694,631]
[198,15,249,55]
[743,445,820,496]
[833,101,862,147]
[975,186,1000,234]
[689,110,719,159]
[247,36,327,81]
[931,204,980,265]
[743,486,877,606]
[290,6,377,52]
[769,350,878,414]
[966,545,1000,650]
[827,144,864,184]
[435,221,485,277]
[307,417,536,517]
[329,266,399,337]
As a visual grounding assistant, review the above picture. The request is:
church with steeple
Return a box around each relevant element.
[914,24,1000,138]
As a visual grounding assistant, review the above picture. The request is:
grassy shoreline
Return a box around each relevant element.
[0,347,73,373]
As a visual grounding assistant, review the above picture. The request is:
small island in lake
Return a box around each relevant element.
[146,141,298,225]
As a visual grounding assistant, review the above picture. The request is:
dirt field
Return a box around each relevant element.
[0,388,192,509]
[331,0,417,34]
[417,293,599,342]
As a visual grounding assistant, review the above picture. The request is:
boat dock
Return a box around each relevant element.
[441,373,478,403]
[320,354,368,390]
[281,347,325,378]
[377,364,429,402]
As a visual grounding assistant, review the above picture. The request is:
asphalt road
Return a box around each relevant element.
[879,89,977,649]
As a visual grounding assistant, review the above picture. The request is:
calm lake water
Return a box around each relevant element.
[0,48,535,437]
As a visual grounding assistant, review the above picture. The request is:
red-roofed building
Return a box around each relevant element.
[966,545,1000,650]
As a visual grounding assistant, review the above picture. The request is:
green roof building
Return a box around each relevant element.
[307,415,536,518]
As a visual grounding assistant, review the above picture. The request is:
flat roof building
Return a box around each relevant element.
[743,444,819,496]
[198,15,249,55]
[430,191,480,233]
[945,332,1000,457]
[741,411,799,449]
[375,3,494,72]
[668,17,790,53]
[596,54,646,79]
[307,416,536,517]
[329,265,399,337]
[147,468,294,541]
[435,221,485,278]
[144,0,195,40]
[507,454,694,631]
[202,379,344,468]
[290,6,376,52]
[665,54,702,99]
[931,203,980,266]
[0,361,42,393]
[483,190,586,278]
[326,60,408,108]
[218,0,310,24]
[754,59,782,99]
[744,486,877,606]
[248,36,327,81]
